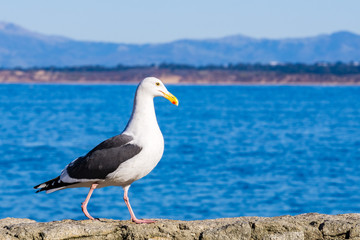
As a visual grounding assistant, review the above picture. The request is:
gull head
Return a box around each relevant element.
[138,77,179,106]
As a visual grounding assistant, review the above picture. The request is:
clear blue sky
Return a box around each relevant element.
[0,0,359,44]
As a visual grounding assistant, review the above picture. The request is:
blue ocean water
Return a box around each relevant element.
[0,84,360,222]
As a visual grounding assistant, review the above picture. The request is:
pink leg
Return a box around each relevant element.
[123,185,156,224]
[81,183,98,220]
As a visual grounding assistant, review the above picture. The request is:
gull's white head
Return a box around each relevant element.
[137,77,179,106]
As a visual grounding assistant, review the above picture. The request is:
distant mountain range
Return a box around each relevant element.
[0,21,360,68]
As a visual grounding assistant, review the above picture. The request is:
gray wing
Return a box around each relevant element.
[66,134,142,180]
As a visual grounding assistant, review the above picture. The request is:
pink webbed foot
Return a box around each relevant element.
[131,218,156,224]
[123,186,156,224]
[81,202,95,220]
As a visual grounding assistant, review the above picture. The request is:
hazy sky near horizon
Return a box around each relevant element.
[0,0,358,44]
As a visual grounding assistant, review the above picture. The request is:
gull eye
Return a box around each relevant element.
[155,82,160,86]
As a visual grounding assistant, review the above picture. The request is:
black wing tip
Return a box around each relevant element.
[34,176,76,193]
[34,183,46,193]
[33,176,61,193]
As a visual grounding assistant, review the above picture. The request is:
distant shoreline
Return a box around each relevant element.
[2,81,360,86]
[1,68,360,85]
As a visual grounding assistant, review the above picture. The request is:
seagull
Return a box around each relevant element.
[34,77,179,224]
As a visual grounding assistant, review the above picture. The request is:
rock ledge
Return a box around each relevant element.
[1,213,360,240]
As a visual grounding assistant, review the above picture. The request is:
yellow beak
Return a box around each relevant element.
[162,91,179,106]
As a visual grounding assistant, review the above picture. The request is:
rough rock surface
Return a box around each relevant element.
[1,213,360,240]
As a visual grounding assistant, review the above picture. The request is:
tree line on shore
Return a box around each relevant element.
[2,62,360,75]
